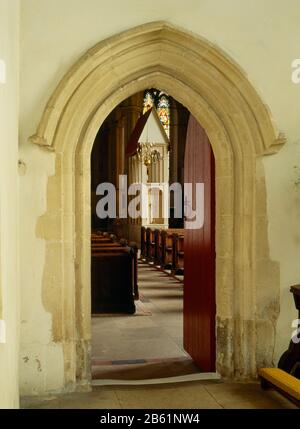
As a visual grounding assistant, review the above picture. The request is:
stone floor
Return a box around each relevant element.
[21,381,297,409]
[92,263,194,380]
[21,263,297,409]
[92,263,185,361]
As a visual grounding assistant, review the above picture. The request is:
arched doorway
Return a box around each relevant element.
[89,93,215,380]
[31,22,284,391]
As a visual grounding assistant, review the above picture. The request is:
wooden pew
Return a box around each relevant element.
[145,227,154,262]
[159,229,167,267]
[92,239,137,291]
[140,226,185,278]
[143,227,163,266]
[91,240,127,250]
[91,232,139,313]
[92,238,138,300]
[150,228,185,272]
[91,233,117,242]
[161,230,173,270]
[155,228,164,266]
[145,227,151,261]
[168,229,184,274]
[129,241,139,300]
[91,248,135,314]
[92,231,114,238]
[140,226,146,259]
[154,229,161,265]
[172,232,184,275]
[149,228,156,263]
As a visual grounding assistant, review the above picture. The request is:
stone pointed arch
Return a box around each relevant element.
[31,22,285,390]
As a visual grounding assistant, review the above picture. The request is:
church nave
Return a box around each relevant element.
[91,262,202,382]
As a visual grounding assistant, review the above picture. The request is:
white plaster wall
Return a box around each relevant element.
[18,144,64,395]
[19,0,300,392]
[0,0,20,408]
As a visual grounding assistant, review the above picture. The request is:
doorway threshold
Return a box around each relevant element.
[91,372,221,386]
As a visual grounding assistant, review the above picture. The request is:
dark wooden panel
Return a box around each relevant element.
[183,114,216,372]
[91,251,135,314]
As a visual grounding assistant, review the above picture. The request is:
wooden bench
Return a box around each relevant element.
[140,226,146,259]
[141,227,185,278]
[258,368,300,407]
[154,229,161,265]
[129,242,139,300]
[91,241,127,250]
[172,233,184,275]
[91,249,135,314]
[161,229,184,272]
[149,228,156,263]
[163,230,174,270]
[92,246,138,300]
[91,231,139,313]
[145,227,151,261]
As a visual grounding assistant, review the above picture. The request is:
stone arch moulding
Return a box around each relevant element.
[30,21,286,390]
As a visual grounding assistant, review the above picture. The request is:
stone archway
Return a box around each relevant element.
[31,22,285,390]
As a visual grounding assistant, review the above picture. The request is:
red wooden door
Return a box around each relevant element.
[183,114,216,371]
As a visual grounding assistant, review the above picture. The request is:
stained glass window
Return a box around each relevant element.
[157,95,170,137]
[143,89,170,138]
[143,91,154,114]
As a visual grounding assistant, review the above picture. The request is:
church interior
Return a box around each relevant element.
[1,0,300,410]
[90,90,199,382]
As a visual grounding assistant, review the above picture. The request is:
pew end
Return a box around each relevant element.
[91,231,139,314]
